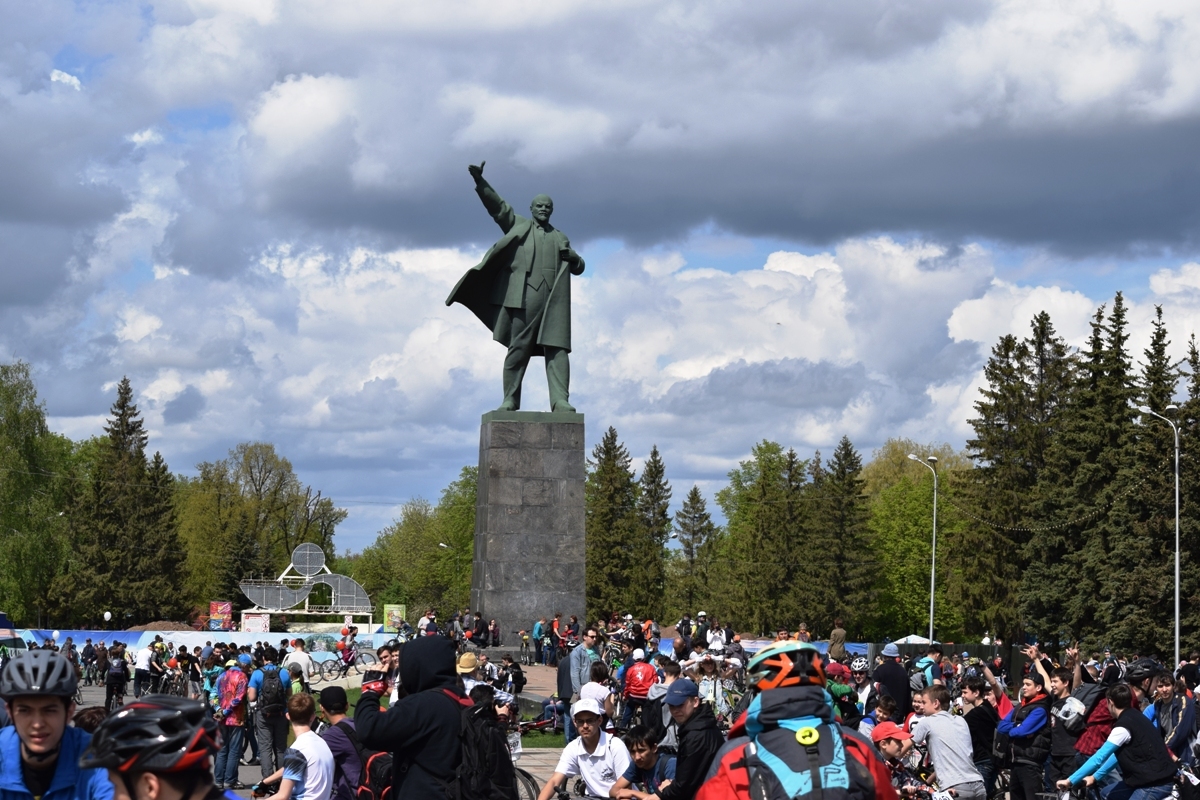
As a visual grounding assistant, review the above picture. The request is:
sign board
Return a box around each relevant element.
[344,615,354,627]
[209,602,233,631]
[242,613,270,634]
[384,604,406,633]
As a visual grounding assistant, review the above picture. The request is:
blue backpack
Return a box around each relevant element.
[742,696,875,800]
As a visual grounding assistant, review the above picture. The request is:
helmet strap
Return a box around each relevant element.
[20,740,60,764]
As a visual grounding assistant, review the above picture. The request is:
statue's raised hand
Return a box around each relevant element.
[468,161,486,181]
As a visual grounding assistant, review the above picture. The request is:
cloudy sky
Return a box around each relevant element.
[7,0,1200,551]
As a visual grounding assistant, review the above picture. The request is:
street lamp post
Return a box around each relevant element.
[1138,404,1181,668]
[909,454,939,642]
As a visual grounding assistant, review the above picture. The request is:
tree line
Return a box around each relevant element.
[0,367,346,628]
[4,288,1197,652]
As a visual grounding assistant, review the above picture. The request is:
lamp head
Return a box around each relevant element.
[1166,404,1179,412]
[927,456,938,464]
[438,543,449,549]
[1138,405,1152,414]
[907,454,919,461]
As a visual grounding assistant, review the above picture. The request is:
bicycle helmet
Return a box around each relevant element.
[747,640,824,691]
[1125,657,1160,684]
[850,656,870,673]
[80,696,220,774]
[0,650,77,700]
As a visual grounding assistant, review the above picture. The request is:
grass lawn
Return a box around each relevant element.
[518,730,565,749]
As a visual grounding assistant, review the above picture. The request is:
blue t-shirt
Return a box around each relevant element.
[248,664,280,692]
[621,755,676,794]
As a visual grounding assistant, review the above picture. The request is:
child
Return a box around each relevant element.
[610,725,676,799]
[871,721,932,800]
[860,691,898,738]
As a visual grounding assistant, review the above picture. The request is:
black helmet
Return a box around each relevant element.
[1125,657,1160,684]
[80,696,220,773]
[0,651,77,700]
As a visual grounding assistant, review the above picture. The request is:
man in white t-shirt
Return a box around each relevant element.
[259,692,334,800]
[282,640,316,681]
[537,699,631,800]
[133,645,154,698]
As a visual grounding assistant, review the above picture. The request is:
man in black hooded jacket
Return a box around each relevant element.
[356,636,470,800]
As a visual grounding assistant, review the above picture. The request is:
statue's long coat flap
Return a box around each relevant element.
[446,209,579,354]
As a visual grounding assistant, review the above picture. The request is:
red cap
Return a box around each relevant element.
[825,662,850,681]
[870,721,912,743]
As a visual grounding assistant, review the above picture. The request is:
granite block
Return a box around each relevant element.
[473,415,586,633]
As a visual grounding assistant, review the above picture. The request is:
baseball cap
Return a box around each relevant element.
[225,659,238,667]
[665,679,699,706]
[319,686,348,709]
[237,654,252,666]
[457,652,478,674]
[825,662,850,681]
[882,643,900,658]
[571,698,604,719]
[961,651,970,658]
[871,721,911,743]
[633,648,645,661]
[697,611,707,617]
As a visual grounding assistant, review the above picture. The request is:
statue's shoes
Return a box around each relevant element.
[497,401,518,411]
[552,402,576,413]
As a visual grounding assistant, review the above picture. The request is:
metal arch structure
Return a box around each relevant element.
[238,544,374,630]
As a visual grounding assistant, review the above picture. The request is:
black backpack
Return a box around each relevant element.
[259,667,289,716]
[439,698,517,800]
[507,665,526,694]
[356,751,394,800]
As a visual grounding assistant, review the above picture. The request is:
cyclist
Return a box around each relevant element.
[536,699,631,800]
[0,650,113,800]
[81,641,96,687]
[80,695,235,800]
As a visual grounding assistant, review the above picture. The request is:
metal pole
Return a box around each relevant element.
[908,454,938,642]
[1139,406,1181,667]
[931,467,938,643]
[1175,421,1181,669]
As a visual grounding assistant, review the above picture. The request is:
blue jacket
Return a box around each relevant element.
[0,726,112,800]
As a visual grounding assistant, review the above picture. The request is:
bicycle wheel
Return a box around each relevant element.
[514,768,539,800]
[353,652,379,675]
[308,663,324,686]
[320,660,340,682]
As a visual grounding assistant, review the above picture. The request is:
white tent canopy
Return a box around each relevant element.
[892,634,937,645]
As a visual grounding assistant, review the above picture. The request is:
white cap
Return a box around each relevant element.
[571,698,604,719]
[624,614,633,620]
[633,648,645,661]
[697,611,707,616]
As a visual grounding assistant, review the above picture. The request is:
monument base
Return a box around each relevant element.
[471,411,586,638]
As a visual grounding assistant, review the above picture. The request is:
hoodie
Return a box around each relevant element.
[658,703,723,800]
[355,636,469,800]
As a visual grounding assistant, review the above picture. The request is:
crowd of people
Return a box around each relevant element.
[2,617,1197,800]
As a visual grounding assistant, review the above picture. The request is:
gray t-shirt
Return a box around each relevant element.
[911,711,984,789]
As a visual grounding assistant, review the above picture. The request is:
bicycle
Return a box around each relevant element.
[319,649,379,682]
[513,631,533,665]
[513,767,539,800]
[82,662,98,687]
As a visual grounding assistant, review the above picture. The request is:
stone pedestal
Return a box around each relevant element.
[471,411,586,638]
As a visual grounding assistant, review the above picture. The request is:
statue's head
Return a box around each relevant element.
[530,194,554,224]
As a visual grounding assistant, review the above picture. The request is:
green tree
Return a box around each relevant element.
[585,427,638,620]
[669,485,718,620]
[809,436,874,637]
[630,445,671,621]
[52,378,188,626]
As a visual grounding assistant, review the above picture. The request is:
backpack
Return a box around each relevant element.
[1060,683,1105,736]
[107,660,126,681]
[507,664,526,694]
[356,751,394,800]
[650,621,661,638]
[259,667,289,716]
[453,700,518,800]
[741,715,876,800]
[907,658,932,692]
[679,619,693,639]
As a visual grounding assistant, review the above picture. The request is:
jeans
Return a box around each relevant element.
[134,669,151,698]
[214,725,244,787]
[974,762,995,800]
[621,698,645,730]
[104,682,125,711]
[254,712,288,778]
[1011,762,1045,800]
[1101,782,1174,800]
[534,639,543,664]
[564,708,577,745]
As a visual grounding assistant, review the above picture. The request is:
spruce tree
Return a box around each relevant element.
[1178,335,1200,651]
[1125,306,1180,654]
[674,485,717,615]
[631,446,671,620]
[819,436,874,636]
[585,427,638,621]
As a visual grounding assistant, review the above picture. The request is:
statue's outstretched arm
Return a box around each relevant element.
[468,161,515,233]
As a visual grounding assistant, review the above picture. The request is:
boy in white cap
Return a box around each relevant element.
[537,699,631,800]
